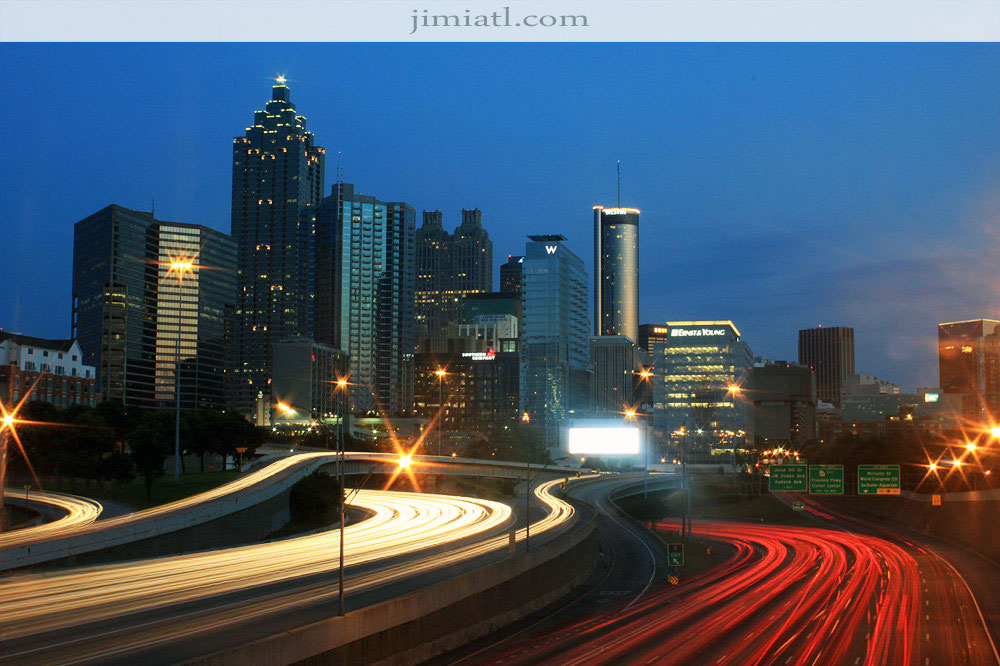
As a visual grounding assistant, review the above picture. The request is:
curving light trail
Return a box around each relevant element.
[0,489,102,547]
[0,476,581,666]
[464,516,997,666]
[0,489,510,640]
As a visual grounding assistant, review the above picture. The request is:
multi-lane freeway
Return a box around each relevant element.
[433,478,1000,666]
[0,475,580,665]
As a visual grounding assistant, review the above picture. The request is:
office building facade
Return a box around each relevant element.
[593,206,639,342]
[271,337,349,425]
[313,183,415,415]
[231,78,325,416]
[938,319,1000,422]
[589,335,645,416]
[798,326,855,407]
[519,235,590,447]
[72,205,236,409]
[745,360,816,447]
[647,321,752,450]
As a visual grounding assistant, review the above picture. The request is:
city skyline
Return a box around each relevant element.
[2,44,1000,390]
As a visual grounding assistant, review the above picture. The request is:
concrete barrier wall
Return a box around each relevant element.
[185,520,598,666]
[0,459,326,571]
[34,490,291,569]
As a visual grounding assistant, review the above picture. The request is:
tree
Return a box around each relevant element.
[464,423,550,464]
[129,414,170,503]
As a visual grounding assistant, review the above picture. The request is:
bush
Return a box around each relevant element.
[289,471,341,521]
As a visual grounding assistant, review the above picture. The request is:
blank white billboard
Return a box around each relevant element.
[567,426,641,455]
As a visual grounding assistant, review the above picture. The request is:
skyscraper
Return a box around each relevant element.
[938,319,1000,422]
[413,209,493,337]
[500,255,524,297]
[414,210,450,337]
[797,326,855,407]
[231,77,325,416]
[520,235,590,447]
[448,208,493,324]
[593,206,639,342]
[313,183,415,414]
[72,205,236,409]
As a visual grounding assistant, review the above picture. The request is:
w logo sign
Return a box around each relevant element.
[545,245,558,254]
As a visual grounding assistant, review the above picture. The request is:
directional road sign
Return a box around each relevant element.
[668,543,685,567]
[808,465,844,495]
[858,464,901,495]
[792,501,805,510]
[770,463,808,492]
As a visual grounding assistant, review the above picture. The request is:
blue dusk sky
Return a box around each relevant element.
[1,43,998,390]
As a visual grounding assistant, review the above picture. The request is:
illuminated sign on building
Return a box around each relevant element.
[924,392,940,403]
[545,245,558,255]
[461,348,497,361]
[670,328,727,337]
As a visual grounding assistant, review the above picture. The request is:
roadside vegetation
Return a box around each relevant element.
[6,400,262,504]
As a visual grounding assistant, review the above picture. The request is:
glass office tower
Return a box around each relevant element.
[593,206,639,342]
[154,223,237,410]
[648,321,752,451]
[73,205,159,406]
[520,235,590,447]
[231,78,325,417]
[72,205,236,409]
[313,183,415,414]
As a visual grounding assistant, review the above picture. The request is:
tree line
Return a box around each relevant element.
[6,401,262,501]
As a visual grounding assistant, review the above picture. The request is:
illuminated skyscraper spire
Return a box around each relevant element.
[231,78,325,419]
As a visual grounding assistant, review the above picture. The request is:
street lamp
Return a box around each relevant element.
[727,385,743,489]
[167,258,195,484]
[990,427,1000,438]
[625,408,648,497]
[277,400,349,616]
[434,368,448,456]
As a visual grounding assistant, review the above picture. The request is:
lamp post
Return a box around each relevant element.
[727,385,742,490]
[278,400,349,615]
[0,413,12,521]
[333,377,349,616]
[521,411,532,551]
[625,408,647,497]
[434,368,447,456]
[167,259,194,484]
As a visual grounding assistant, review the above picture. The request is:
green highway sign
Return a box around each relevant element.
[668,543,685,567]
[858,465,901,495]
[769,463,808,492]
[792,501,805,510]
[809,465,844,495]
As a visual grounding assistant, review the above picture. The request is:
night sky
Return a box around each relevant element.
[1,43,998,390]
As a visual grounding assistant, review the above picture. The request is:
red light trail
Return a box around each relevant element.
[459,517,997,666]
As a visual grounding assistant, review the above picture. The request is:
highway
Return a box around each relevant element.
[0,488,102,546]
[433,479,999,666]
[0,477,579,665]
[0,451,583,571]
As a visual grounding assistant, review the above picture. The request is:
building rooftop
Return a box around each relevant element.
[0,331,76,353]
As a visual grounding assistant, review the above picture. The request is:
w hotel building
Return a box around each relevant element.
[643,321,752,451]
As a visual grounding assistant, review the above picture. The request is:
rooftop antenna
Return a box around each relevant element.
[336,151,344,185]
[616,160,621,207]
[151,197,155,217]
